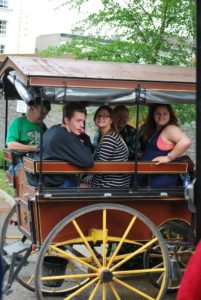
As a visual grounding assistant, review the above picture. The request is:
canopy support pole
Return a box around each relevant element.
[196,0,201,242]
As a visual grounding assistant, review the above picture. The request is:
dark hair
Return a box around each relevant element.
[94,105,112,121]
[28,98,51,112]
[140,104,179,147]
[62,102,87,123]
[113,105,128,115]
[94,105,117,135]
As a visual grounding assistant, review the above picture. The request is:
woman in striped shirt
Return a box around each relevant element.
[82,105,130,188]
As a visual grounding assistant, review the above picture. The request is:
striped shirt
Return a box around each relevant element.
[85,132,131,188]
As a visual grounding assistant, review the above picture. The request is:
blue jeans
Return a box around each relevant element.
[59,178,77,188]
[9,161,23,175]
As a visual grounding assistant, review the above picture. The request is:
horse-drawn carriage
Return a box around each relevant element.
[0,56,196,299]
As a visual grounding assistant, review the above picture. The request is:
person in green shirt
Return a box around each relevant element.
[6,98,51,173]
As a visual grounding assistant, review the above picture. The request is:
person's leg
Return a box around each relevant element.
[59,178,77,188]
[9,161,23,175]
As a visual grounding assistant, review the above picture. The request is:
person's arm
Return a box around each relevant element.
[79,133,93,153]
[7,142,37,153]
[55,131,94,168]
[152,125,192,165]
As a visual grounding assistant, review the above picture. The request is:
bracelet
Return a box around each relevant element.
[167,153,173,161]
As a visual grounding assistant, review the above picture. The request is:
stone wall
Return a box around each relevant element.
[0,98,21,147]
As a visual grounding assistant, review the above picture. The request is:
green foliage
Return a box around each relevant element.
[0,149,3,167]
[173,104,196,124]
[51,0,195,66]
[40,0,196,123]
[0,169,15,197]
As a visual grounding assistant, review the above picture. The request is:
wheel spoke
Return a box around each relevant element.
[102,282,106,300]
[89,280,101,300]
[113,267,165,276]
[111,237,158,272]
[149,261,164,269]
[109,282,121,300]
[41,272,97,281]
[64,277,99,300]
[72,219,102,268]
[156,273,163,285]
[27,274,35,285]
[113,277,155,300]
[102,209,107,267]
[50,245,98,272]
[107,215,137,268]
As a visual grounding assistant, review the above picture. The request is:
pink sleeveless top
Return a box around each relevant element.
[157,132,174,151]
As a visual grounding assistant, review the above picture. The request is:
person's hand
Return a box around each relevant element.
[152,155,171,165]
[80,182,89,188]
[29,145,37,152]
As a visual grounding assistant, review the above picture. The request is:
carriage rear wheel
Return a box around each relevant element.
[143,219,195,291]
[35,203,170,300]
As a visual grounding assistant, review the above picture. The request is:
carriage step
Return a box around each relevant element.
[3,241,29,256]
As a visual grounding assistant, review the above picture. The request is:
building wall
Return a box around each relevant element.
[35,33,85,52]
[35,33,71,52]
[0,0,36,54]
[0,0,14,53]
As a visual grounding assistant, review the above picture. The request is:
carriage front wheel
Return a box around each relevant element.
[35,203,170,300]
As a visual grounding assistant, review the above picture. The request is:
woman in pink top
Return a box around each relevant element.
[139,104,192,187]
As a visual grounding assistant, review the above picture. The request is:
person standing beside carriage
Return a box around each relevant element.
[81,105,130,188]
[138,104,192,187]
[6,98,51,174]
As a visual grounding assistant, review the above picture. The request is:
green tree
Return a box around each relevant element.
[44,0,196,66]
[40,0,196,124]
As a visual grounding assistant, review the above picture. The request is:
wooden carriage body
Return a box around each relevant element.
[3,151,190,245]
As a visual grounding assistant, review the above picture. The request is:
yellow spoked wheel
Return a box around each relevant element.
[144,219,195,291]
[35,203,170,299]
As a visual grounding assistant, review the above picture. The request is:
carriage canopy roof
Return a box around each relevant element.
[0,56,196,105]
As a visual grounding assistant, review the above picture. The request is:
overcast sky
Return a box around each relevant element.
[29,0,101,38]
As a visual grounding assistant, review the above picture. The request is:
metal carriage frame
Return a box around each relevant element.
[0,56,196,299]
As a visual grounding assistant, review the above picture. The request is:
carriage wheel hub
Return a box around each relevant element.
[100,268,113,282]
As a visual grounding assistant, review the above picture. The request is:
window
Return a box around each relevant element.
[0,20,7,35]
[0,0,8,8]
[0,45,5,53]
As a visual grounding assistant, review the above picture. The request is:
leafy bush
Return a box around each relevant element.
[0,168,15,197]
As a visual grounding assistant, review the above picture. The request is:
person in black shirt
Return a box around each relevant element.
[28,103,93,188]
